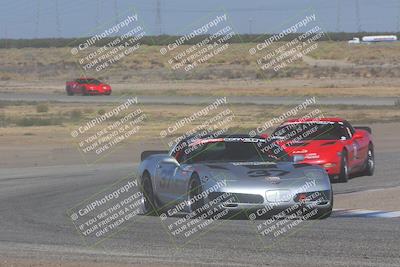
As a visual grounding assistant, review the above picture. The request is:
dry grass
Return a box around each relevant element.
[1,42,400,82]
[308,41,400,64]
[1,102,400,147]
[1,42,400,98]
[1,77,400,98]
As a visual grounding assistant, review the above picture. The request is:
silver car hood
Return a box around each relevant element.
[189,161,327,191]
[193,161,317,179]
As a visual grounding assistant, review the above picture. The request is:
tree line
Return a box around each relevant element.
[0,32,398,49]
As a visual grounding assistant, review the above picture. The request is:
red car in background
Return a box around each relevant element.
[268,118,375,182]
[66,78,111,96]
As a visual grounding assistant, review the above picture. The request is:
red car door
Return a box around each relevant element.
[352,130,369,167]
[342,122,369,172]
[71,81,80,93]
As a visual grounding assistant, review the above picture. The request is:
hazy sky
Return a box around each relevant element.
[0,0,399,39]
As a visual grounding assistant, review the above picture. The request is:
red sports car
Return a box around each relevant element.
[66,78,111,96]
[268,118,374,182]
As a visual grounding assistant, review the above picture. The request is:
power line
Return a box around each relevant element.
[133,5,318,13]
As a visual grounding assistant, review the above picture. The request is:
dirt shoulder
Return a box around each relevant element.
[2,78,400,98]
[0,103,399,168]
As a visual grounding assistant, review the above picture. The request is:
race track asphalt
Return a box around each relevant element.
[0,92,397,106]
[1,145,399,266]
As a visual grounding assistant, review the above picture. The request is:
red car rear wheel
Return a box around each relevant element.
[362,144,375,176]
[338,150,349,183]
[81,87,89,96]
[66,86,74,96]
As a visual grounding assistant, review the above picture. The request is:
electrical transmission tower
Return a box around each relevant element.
[35,0,40,38]
[355,0,361,32]
[3,25,8,48]
[55,0,61,37]
[397,3,400,33]
[95,0,100,28]
[114,0,119,26]
[249,18,253,34]
[336,0,341,32]
[156,0,162,35]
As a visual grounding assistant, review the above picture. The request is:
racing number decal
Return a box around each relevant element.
[247,169,290,177]
[245,165,289,177]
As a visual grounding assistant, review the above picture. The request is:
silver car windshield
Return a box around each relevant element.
[273,122,349,140]
[180,140,289,164]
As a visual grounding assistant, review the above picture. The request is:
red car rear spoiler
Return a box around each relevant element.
[354,126,372,134]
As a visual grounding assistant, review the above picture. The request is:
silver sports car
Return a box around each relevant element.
[138,135,333,220]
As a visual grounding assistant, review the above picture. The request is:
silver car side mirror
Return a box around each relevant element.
[293,154,305,163]
[160,157,180,168]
